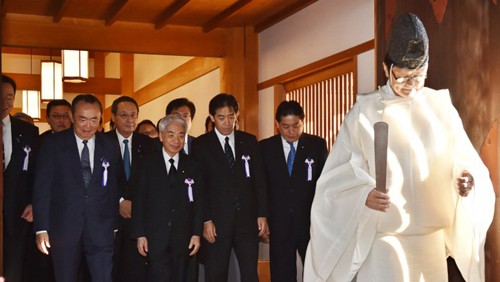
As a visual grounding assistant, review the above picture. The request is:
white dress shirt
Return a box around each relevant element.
[2,115,12,168]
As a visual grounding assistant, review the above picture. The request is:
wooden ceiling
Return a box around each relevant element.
[1,0,317,57]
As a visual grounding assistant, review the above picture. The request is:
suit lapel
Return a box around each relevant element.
[7,118,24,171]
[292,134,309,176]
[91,133,105,185]
[234,131,246,175]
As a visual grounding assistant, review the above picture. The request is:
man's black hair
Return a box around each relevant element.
[1,74,17,92]
[46,99,71,117]
[208,93,238,116]
[71,94,102,114]
[111,96,139,115]
[275,100,305,122]
[165,98,196,119]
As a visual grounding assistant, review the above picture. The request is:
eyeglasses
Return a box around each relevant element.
[50,114,70,120]
[117,113,138,120]
[390,64,427,85]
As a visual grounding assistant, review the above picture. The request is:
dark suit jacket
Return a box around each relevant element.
[259,133,328,240]
[191,130,268,238]
[186,135,194,154]
[105,130,155,201]
[3,117,38,236]
[131,153,204,256]
[33,129,121,246]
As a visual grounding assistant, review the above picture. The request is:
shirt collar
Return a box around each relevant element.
[2,115,11,127]
[162,149,179,164]
[281,136,298,148]
[214,127,235,144]
[116,130,133,144]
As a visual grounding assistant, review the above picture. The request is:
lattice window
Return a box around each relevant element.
[286,72,355,150]
[274,56,357,150]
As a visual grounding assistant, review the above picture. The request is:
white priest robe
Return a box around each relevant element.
[303,84,495,282]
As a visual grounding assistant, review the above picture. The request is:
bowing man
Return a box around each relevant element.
[33,94,121,282]
[132,114,203,282]
[191,93,269,282]
[259,100,328,281]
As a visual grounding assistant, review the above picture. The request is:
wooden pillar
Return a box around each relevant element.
[220,26,259,137]
[93,52,107,123]
[120,53,134,97]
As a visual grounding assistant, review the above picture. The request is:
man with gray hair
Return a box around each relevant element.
[132,114,204,282]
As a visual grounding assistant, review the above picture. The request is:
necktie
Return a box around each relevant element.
[287,141,295,176]
[81,140,91,187]
[224,137,235,173]
[123,139,131,180]
[168,158,177,182]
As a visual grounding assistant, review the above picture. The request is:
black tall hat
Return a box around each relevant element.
[387,13,429,69]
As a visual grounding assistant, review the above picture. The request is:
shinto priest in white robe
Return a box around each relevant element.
[303,84,495,282]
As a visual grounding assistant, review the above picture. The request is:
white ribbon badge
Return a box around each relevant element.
[184,178,194,202]
[22,146,31,171]
[102,160,110,187]
[305,158,314,181]
[241,155,251,178]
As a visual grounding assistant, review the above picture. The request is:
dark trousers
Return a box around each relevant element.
[148,240,197,282]
[3,221,32,282]
[113,219,148,282]
[51,229,114,282]
[269,231,308,282]
[203,232,259,282]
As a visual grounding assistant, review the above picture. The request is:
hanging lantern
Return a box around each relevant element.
[22,90,41,119]
[62,50,88,83]
[41,60,63,101]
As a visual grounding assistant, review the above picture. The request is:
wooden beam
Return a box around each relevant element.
[258,40,374,90]
[53,0,71,23]
[133,57,222,106]
[2,47,56,56]
[2,47,98,58]
[93,52,106,78]
[105,0,129,26]
[120,53,134,97]
[2,18,227,57]
[155,0,190,30]
[255,0,318,33]
[11,108,47,122]
[203,0,252,33]
[220,26,259,136]
[4,73,122,94]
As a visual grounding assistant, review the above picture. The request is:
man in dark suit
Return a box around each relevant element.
[191,93,269,282]
[165,98,196,154]
[1,74,39,282]
[259,100,328,281]
[132,114,203,282]
[32,99,72,282]
[33,94,121,282]
[106,96,155,282]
